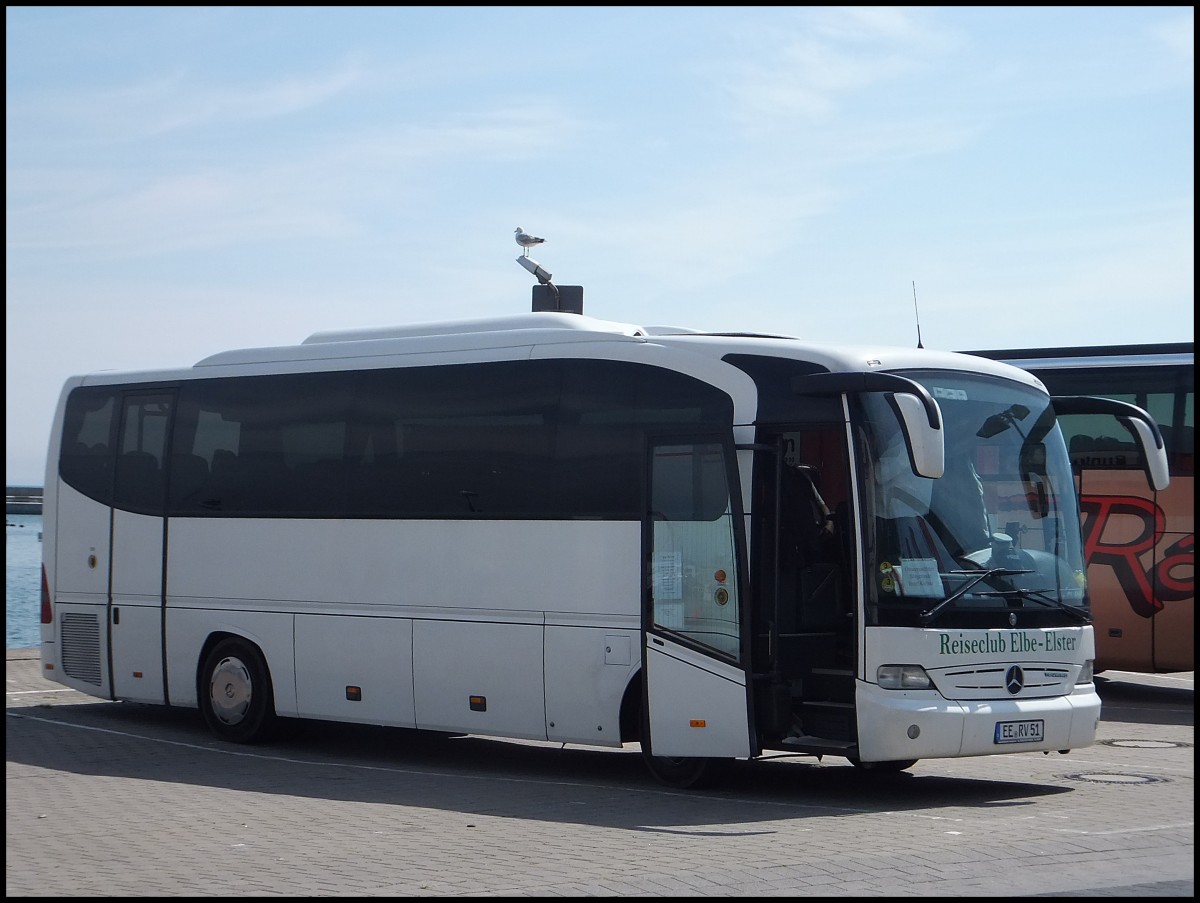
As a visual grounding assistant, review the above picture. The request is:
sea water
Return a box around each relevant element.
[6,514,42,649]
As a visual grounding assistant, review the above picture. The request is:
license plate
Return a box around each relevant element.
[994,719,1044,744]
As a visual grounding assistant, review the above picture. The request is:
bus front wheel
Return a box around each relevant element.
[639,707,731,789]
[641,747,731,789]
[848,756,917,773]
[200,637,278,744]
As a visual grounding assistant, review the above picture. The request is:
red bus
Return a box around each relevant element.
[969,343,1193,674]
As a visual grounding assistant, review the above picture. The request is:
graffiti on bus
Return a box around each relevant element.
[1080,494,1194,618]
[1076,468,1194,673]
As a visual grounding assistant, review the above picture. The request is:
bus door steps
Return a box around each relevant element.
[799,699,856,742]
[780,733,855,751]
[806,667,855,703]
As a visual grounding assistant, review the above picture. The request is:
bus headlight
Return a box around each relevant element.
[877,664,932,690]
[1076,659,1094,685]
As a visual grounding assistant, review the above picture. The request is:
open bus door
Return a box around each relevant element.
[641,437,753,788]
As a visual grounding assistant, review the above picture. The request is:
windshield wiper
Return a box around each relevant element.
[975,587,1092,623]
[919,568,1031,625]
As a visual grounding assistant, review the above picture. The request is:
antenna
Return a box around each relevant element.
[912,280,924,349]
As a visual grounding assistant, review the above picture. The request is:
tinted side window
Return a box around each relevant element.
[113,393,173,513]
[169,359,734,519]
[350,361,559,516]
[555,359,734,517]
[171,371,354,515]
[1034,364,1194,477]
[60,386,118,504]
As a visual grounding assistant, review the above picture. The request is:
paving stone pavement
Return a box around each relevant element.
[7,649,1193,897]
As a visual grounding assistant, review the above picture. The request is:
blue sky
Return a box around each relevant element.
[5,6,1194,485]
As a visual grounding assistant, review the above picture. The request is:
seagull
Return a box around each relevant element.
[514,227,545,256]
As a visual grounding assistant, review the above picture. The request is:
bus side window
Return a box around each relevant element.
[198,449,240,511]
[61,387,118,504]
[169,453,210,509]
[1167,424,1194,477]
[61,440,113,504]
[1070,432,1140,469]
[114,450,164,512]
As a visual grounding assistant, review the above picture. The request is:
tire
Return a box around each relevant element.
[639,705,732,789]
[641,746,732,789]
[848,756,918,773]
[199,637,278,744]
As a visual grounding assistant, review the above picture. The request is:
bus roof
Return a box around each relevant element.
[68,311,1044,392]
[965,342,1194,371]
[184,311,1041,387]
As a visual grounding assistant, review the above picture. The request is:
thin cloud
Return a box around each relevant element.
[717,7,957,124]
[1147,7,1194,70]
[7,101,583,260]
[7,62,366,145]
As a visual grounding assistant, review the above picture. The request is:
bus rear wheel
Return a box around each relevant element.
[200,637,278,744]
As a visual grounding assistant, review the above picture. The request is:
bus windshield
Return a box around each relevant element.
[859,371,1088,629]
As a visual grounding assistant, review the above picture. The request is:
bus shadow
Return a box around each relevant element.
[7,700,1073,831]
[1095,677,1194,727]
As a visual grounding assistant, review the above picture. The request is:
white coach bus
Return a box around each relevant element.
[39,309,1170,788]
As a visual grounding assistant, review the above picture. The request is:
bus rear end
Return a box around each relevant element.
[39,376,114,700]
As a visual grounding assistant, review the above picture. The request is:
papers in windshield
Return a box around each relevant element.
[896,558,945,597]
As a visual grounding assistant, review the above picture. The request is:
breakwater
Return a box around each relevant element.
[6,486,43,515]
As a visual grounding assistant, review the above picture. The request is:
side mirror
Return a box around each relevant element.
[792,372,945,479]
[1119,415,1171,491]
[888,391,945,479]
